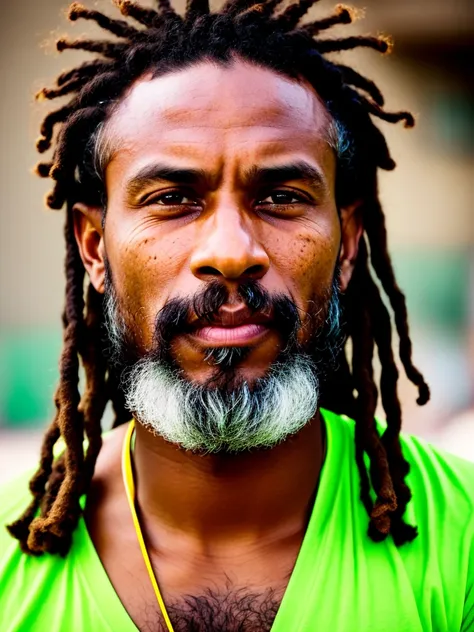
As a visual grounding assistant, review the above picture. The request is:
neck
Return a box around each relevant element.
[132,412,326,554]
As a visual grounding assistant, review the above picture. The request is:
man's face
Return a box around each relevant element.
[96,58,343,387]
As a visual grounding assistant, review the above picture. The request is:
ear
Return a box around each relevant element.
[338,200,364,292]
[73,203,106,294]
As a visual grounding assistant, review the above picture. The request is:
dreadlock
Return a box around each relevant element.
[8,0,430,555]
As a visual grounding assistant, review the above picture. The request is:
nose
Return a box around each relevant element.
[190,206,270,282]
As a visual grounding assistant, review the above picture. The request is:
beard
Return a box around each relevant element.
[103,269,343,453]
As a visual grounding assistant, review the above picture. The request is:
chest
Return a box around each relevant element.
[81,438,448,632]
[129,584,284,632]
[84,444,304,631]
[72,506,448,632]
[99,544,294,632]
[88,507,299,632]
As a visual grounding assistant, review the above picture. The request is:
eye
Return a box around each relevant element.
[257,190,305,205]
[149,191,197,206]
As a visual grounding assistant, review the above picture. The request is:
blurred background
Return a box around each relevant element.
[0,0,473,482]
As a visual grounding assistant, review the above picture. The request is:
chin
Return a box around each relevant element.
[176,338,285,388]
[173,330,284,378]
[194,362,274,393]
[181,364,278,392]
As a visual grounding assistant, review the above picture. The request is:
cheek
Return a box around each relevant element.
[289,234,338,344]
[295,236,337,301]
[104,220,194,348]
[273,217,340,301]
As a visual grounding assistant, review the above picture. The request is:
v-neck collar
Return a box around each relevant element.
[79,409,337,631]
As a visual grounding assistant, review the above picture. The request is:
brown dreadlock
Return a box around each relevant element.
[8,0,430,555]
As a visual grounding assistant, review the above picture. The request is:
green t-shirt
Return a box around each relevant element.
[1,409,473,631]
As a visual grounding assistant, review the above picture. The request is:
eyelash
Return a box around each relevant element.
[140,187,311,211]
[143,190,199,207]
[255,190,309,206]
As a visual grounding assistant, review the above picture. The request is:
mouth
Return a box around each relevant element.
[191,323,270,345]
[187,307,273,347]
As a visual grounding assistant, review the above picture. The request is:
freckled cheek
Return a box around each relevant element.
[278,231,337,295]
[107,232,188,347]
[277,230,339,342]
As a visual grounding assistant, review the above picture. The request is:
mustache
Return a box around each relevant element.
[151,280,301,362]
[103,268,343,384]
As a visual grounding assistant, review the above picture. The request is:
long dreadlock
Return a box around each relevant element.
[8,0,430,555]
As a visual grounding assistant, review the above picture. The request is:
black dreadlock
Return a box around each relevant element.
[8,0,430,555]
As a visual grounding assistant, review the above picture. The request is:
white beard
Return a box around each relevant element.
[122,353,320,453]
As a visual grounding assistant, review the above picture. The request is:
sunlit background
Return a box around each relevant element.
[0,0,473,482]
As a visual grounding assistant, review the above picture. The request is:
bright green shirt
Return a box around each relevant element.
[1,409,474,631]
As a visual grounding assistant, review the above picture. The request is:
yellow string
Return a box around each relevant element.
[122,420,175,632]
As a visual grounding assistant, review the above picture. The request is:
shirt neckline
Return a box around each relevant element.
[78,408,338,631]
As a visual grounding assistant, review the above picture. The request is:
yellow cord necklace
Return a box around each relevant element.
[122,420,175,632]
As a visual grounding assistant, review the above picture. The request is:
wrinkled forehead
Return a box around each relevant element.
[96,58,339,171]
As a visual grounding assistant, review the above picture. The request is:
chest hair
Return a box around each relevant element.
[140,585,282,632]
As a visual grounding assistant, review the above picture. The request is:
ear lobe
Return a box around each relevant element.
[73,203,106,294]
[338,200,364,292]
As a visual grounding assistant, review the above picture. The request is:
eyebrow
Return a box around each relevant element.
[125,160,328,199]
[125,164,212,200]
[241,161,328,194]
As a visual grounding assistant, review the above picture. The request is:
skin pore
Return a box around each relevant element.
[75,58,362,631]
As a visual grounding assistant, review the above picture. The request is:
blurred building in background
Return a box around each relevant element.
[0,0,473,480]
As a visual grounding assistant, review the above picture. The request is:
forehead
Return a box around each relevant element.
[101,58,334,175]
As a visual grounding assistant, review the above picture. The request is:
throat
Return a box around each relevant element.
[132,412,325,541]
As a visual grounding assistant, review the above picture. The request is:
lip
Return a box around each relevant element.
[191,323,271,345]
[187,306,273,346]
[189,306,272,328]
[188,304,272,347]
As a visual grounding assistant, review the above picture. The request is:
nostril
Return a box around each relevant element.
[198,266,222,277]
[246,264,265,277]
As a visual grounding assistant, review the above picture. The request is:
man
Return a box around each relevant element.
[1,0,473,630]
